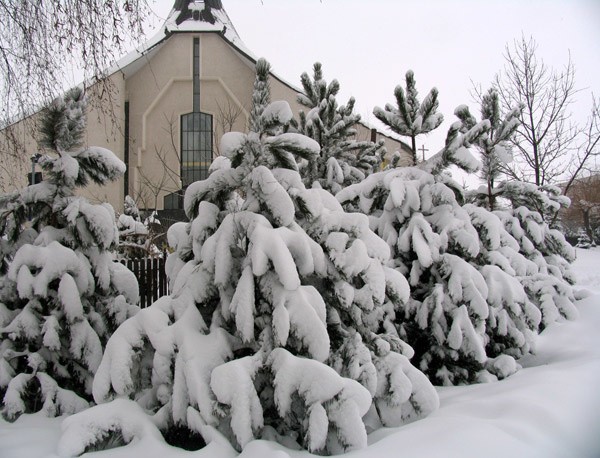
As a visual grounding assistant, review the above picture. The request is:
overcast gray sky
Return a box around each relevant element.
[149,0,600,181]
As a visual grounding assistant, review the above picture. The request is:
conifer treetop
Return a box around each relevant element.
[374,70,444,165]
[296,62,384,192]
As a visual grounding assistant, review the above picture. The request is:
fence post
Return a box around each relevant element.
[159,256,166,298]
[118,255,169,308]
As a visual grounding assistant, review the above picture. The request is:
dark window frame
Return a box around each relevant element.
[180,111,213,187]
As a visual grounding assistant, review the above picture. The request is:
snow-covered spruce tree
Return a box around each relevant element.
[487,181,577,328]
[461,203,541,369]
[297,62,385,193]
[0,88,139,421]
[78,59,438,455]
[471,88,521,211]
[373,70,444,166]
[467,90,577,329]
[339,106,543,384]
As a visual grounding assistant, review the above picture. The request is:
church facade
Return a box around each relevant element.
[0,1,411,214]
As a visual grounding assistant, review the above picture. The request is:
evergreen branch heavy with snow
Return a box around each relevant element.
[418,105,488,177]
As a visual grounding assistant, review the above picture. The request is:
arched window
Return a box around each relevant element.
[180,111,213,187]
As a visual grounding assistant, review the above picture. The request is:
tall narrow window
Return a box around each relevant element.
[193,37,200,112]
[181,111,213,187]
[179,37,213,188]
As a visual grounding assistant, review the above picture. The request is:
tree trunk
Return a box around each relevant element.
[583,208,594,242]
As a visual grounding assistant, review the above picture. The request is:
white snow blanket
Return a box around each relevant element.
[1,248,599,457]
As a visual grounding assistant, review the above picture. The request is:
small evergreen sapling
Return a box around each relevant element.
[374,70,444,166]
[0,89,139,421]
[576,229,593,248]
[473,88,521,211]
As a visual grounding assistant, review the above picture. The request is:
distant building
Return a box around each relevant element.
[0,0,411,216]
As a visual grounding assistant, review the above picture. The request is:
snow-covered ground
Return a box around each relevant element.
[2,248,600,458]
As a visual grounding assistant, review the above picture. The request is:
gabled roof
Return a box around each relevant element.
[111,1,411,152]
[168,0,246,49]
[113,1,255,79]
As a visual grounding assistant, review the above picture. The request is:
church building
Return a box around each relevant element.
[0,0,410,217]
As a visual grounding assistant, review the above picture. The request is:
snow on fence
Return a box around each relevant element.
[119,256,169,308]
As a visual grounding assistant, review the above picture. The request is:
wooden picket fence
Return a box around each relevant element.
[120,256,169,308]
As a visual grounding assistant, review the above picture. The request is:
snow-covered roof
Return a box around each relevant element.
[166,1,247,50]
[113,0,255,79]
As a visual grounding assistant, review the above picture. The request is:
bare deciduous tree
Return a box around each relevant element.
[492,35,599,188]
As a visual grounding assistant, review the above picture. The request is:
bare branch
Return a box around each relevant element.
[563,95,600,195]
[0,1,151,131]
[214,98,245,156]
[493,35,593,188]
[133,113,183,211]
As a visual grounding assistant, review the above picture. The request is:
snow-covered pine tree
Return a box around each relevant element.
[462,203,541,372]
[297,62,385,193]
[117,195,149,258]
[473,88,521,211]
[296,189,438,431]
[338,108,488,385]
[0,88,139,421]
[576,228,593,248]
[81,59,438,455]
[468,90,577,330]
[373,70,444,166]
[339,106,542,384]
[124,194,141,220]
[490,181,577,328]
